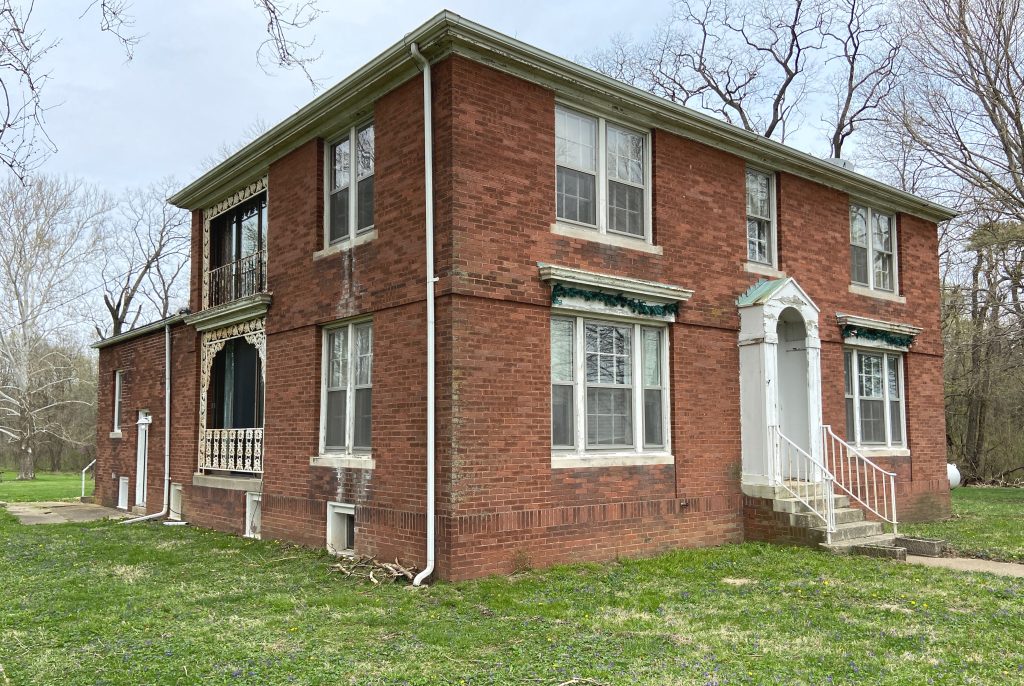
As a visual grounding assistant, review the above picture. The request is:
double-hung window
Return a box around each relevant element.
[551,316,668,453]
[746,168,775,265]
[850,204,896,292]
[844,349,905,447]
[555,105,650,241]
[327,123,375,245]
[321,321,373,454]
[112,370,123,433]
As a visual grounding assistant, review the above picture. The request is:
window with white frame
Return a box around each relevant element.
[555,105,650,241]
[850,204,896,292]
[321,321,373,454]
[327,123,375,245]
[746,168,775,265]
[112,370,123,433]
[551,316,668,452]
[844,349,904,447]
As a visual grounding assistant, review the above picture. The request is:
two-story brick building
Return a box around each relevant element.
[92,12,955,581]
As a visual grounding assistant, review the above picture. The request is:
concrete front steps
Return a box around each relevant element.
[756,481,907,560]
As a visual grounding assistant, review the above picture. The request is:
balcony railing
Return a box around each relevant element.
[207,250,267,307]
[201,428,263,474]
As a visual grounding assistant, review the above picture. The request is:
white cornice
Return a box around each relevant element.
[538,263,694,303]
[170,11,956,224]
[91,314,187,349]
[185,294,272,332]
[835,313,923,337]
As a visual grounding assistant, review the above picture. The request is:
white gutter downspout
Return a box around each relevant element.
[123,323,172,524]
[410,42,435,586]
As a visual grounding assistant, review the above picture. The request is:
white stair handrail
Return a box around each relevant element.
[822,425,898,535]
[81,459,96,499]
[772,426,837,544]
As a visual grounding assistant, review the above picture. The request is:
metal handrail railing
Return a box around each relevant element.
[772,426,837,544]
[81,459,96,499]
[206,250,267,307]
[822,425,898,535]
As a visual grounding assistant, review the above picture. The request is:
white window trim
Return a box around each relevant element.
[324,121,374,248]
[551,314,672,462]
[845,347,907,450]
[745,167,778,268]
[326,501,356,556]
[553,102,654,246]
[850,203,899,295]
[316,318,373,461]
[111,370,124,437]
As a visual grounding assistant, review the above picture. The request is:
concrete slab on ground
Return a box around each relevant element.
[906,554,1024,578]
[3,501,129,524]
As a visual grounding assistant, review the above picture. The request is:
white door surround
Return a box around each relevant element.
[737,278,823,487]
[135,410,152,507]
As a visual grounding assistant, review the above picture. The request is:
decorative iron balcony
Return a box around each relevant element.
[200,428,263,474]
[206,250,267,307]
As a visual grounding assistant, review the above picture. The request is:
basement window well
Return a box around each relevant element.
[326,502,355,555]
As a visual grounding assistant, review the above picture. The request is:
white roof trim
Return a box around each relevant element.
[91,314,187,349]
[836,312,922,337]
[538,263,694,303]
[184,294,272,332]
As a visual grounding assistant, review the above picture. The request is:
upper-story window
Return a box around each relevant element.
[746,168,776,266]
[208,193,268,307]
[328,123,375,245]
[112,370,123,433]
[850,204,896,292]
[555,105,651,242]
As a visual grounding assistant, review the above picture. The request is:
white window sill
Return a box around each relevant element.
[551,222,663,255]
[744,261,785,278]
[313,229,378,260]
[192,473,263,491]
[851,446,910,459]
[310,454,375,470]
[551,452,674,469]
[109,431,123,439]
[848,283,906,304]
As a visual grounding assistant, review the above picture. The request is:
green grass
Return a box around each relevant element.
[901,486,1024,563]
[0,471,94,503]
[1,510,1022,685]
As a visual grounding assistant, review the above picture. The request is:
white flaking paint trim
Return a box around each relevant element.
[538,263,693,303]
[310,455,376,470]
[847,283,907,303]
[835,312,922,337]
[551,452,674,469]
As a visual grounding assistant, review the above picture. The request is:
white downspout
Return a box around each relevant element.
[123,323,172,524]
[410,42,435,586]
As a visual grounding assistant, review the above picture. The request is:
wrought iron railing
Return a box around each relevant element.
[206,250,267,307]
[200,428,263,474]
[822,425,898,534]
[772,425,837,543]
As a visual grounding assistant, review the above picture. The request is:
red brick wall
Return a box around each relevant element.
[95,53,949,579]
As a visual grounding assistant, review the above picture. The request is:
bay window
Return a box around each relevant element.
[844,349,905,447]
[555,105,650,242]
[551,316,668,454]
[850,204,896,292]
[321,321,373,454]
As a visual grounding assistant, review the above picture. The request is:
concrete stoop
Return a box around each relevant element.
[755,482,909,561]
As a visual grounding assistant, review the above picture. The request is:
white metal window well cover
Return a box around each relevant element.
[538,263,694,323]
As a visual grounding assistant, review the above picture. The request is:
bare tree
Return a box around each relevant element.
[893,0,1024,224]
[588,0,902,154]
[0,175,108,479]
[94,177,190,339]
[822,0,901,158]
[0,1,322,182]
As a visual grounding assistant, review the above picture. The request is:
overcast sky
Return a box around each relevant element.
[34,1,678,194]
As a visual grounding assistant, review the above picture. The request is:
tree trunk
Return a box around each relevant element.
[17,444,35,480]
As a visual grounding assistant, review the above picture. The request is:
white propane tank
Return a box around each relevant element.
[947,463,962,489]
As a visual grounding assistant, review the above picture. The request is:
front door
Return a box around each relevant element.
[777,308,810,479]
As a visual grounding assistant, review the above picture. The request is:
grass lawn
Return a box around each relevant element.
[1,510,1022,685]
[901,486,1024,563]
[0,470,94,503]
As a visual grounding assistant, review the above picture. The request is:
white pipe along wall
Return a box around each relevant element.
[122,323,172,524]
[409,41,436,586]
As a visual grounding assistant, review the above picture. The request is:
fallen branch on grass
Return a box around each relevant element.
[329,555,418,584]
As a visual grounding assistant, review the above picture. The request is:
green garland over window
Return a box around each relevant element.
[841,325,914,348]
[551,283,678,317]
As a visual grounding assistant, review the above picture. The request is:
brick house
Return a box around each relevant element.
[92,12,955,581]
